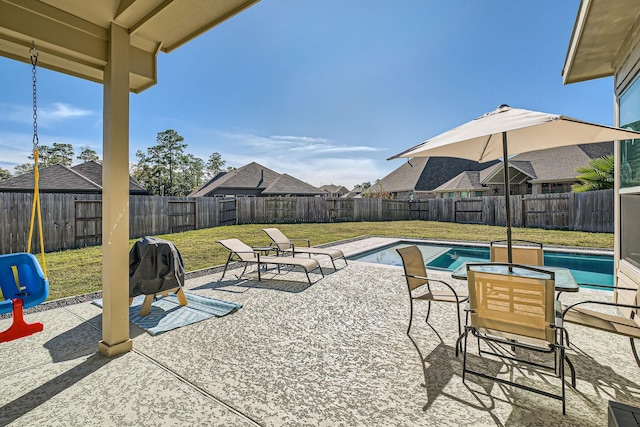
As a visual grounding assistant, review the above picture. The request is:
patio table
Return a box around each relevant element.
[450,263,579,293]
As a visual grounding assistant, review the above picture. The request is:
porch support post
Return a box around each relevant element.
[98,23,132,357]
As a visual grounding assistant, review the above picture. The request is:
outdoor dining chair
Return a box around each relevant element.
[462,262,575,414]
[396,245,468,352]
[490,239,544,266]
[562,262,640,366]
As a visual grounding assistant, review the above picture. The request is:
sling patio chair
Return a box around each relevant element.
[396,245,468,354]
[490,239,544,265]
[262,228,347,270]
[561,261,640,366]
[217,238,324,285]
[462,262,576,415]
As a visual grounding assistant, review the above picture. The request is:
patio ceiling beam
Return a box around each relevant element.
[0,0,157,92]
[0,0,107,65]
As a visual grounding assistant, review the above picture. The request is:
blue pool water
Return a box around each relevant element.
[349,241,614,287]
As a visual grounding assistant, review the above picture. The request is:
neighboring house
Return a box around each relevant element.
[343,189,363,199]
[189,162,325,197]
[432,171,490,199]
[319,184,350,197]
[376,157,499,200]
[434,142,613,199]
[0,161,148,195]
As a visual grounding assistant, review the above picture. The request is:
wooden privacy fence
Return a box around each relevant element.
[0,193,236,254]
[0,190,614,254]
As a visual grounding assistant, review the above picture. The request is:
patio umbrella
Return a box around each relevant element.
[388,104,640,262]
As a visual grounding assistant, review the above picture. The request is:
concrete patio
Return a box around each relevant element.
[2,237,639,426]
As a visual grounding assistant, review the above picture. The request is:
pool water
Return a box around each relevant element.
[349,241,614,287]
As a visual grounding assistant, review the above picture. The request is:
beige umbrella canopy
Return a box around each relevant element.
[388,104,640,261]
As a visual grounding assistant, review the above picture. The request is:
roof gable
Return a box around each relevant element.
[263,174,324,195]
[189,162,321,197]
[0,161,148,194]
[433,171,487,192]
[379,157,499,192]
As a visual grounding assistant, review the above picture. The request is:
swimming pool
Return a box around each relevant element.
[348,241,614,287]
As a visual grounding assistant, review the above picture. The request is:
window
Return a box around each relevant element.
[541,183,564,194]
[621,194,640,268]
[460,191,468,198]
[475,191,483,197]
[620,73,640,189]
[448,192,454,198]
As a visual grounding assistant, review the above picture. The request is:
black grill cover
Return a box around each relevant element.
[129,236,186,298]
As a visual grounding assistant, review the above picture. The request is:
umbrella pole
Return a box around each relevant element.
[502,131,513,263]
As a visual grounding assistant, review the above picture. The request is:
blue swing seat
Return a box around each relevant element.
[0,252,49,315]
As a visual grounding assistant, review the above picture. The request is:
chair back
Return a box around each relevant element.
[262,228,293,250]
[490,240,544,266]
[467,263,556,343]
[396,245,429,291]
[216,239,258,262]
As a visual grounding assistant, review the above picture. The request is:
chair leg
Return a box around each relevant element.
[425,301,432,324]
[219,253,233,281]
[407,299,414,336]
[455,303,463,356]
[560,346,566,415]
[630,338,640,367]
[462,327,470,382]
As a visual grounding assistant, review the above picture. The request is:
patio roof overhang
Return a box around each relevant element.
[0,0,260,93]
[562,0,640,84]
[0,0,260,357]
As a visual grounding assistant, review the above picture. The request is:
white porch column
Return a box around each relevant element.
[98,23,133,357]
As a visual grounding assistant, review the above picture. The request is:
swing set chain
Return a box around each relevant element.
[30,42,38,150]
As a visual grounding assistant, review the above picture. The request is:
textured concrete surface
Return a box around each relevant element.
[1,237,638,426]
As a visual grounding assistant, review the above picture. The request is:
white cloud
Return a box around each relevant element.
[0,102,93,128]
[214,131,394,188]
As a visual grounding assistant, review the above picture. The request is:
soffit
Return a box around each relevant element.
[0,0,260,93]
[563,0,640,84]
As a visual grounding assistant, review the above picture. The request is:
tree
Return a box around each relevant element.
[572,155,615,193]
[0,167,10,181]
[206,152,226,178]
[132,129,188,196]
[175,154,205,195]
[362,181,394,199]
[14,142,75,174]
[77,145,100,163]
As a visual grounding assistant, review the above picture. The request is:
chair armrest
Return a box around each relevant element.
[404,275,468,303]
[290,238,311,248]
[562,300,640,318]
[575,283,635,291]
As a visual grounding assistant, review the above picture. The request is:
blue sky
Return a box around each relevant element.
[0,1,614,189]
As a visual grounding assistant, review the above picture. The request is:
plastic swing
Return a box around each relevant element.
[0,43,49,343]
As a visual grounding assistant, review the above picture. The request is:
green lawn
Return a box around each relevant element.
[43,221,614,301]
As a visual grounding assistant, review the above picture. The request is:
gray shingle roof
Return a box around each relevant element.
[71,161,148,194]
[263,174,325,195]
[433,171,488,192]
[189,162,324,197]
[481,142,614,184]
[378,157,499,192]
[0,161,149,194]
[319,184,349,195]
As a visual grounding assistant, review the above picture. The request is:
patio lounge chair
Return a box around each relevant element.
[396,245,468,352]
[217,238,324,285]
[490,239,544,265]
[462,262,575,414]
[262,228,347,269]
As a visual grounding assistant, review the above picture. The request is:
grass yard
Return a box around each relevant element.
[43,221,614,301]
